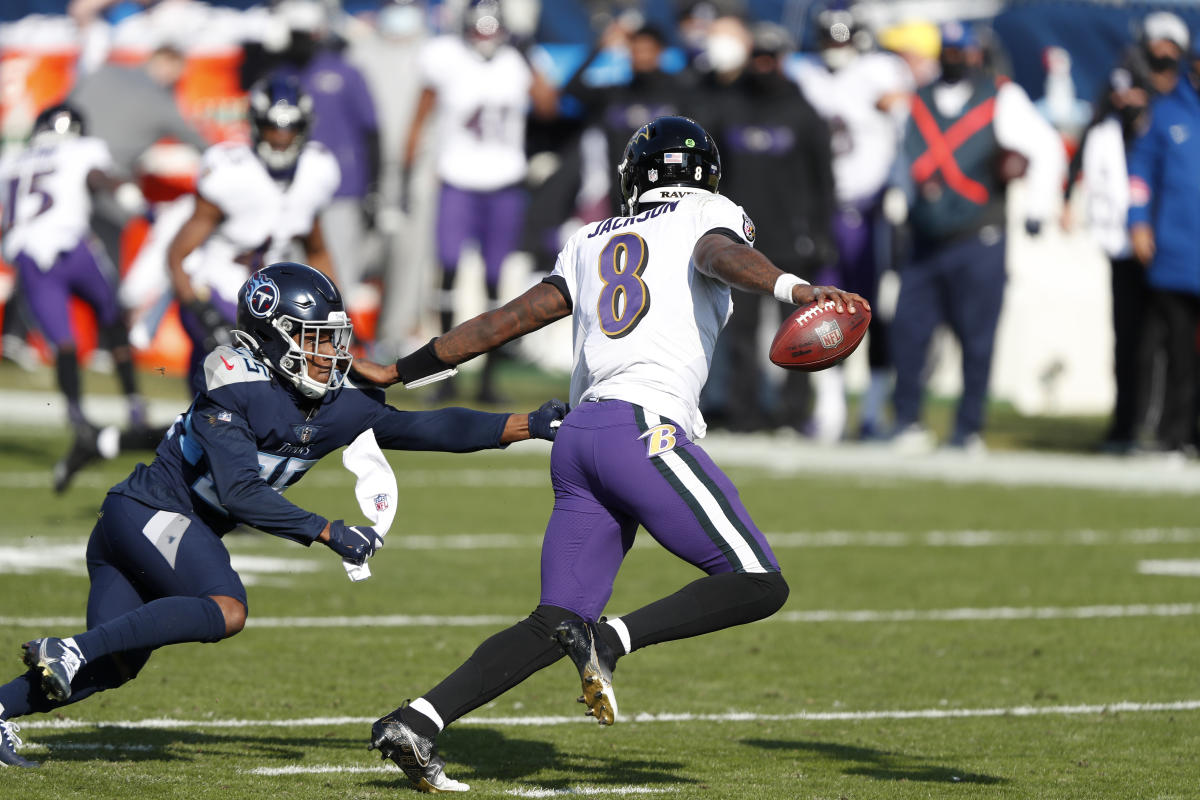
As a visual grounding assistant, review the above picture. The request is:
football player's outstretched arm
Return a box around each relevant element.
[167,195,224,305]
[691,233,868,313]
[354,282,571,387]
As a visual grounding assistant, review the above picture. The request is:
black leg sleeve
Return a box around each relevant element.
[423,604,580,727]
[619,571,789,653]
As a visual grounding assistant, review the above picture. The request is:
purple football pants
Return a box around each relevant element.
[540,400,779,621]
[436,181,526,287]
[15,240,119,348]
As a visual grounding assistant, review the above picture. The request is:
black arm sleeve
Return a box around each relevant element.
[190,394,327,544]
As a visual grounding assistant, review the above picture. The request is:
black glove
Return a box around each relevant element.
[185,299,233,352]
[529,399,568,441]
[325,520,384,565]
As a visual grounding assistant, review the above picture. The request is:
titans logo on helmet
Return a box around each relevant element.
[245,272,281,319]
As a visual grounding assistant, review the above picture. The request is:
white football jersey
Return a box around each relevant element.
[550,191,755,439]
[0,135,113,269]
[189,140,340,302]
[418,35,531,191]
[791,52,913,203]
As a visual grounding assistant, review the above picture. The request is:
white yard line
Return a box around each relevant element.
[4,601,1199,631]
[18,699,1200,732]
[245,765,395,776]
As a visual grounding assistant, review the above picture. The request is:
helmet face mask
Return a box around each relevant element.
[233,263,354,400]
[618,116,721,216]
[248,75,314,176]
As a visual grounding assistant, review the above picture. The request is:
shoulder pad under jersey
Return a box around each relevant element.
[202,345,273,392]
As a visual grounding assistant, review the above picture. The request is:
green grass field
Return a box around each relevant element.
[0,365,1198,799]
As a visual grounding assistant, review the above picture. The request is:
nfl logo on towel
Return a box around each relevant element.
[373,493,389,512]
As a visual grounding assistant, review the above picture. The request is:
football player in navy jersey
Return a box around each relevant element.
[0,262,565,768]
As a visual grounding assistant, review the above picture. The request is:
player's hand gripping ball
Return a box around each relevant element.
[769,298,871,372]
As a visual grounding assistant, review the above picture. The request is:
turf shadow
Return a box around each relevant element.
[743,738,1007,785]
[27,727,366,764]
[363,727,697,790]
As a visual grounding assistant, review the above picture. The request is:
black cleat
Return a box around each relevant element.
[368,706,468,793]
[0,719,37,768]
[52,423,104,494]
[22,637,83,702]
[554,619,619,725]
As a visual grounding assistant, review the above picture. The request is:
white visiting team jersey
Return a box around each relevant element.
[188,140,340,302]
[0,135,112,269]
[418,35,531,191]
[550,191,755,439]
[791,52,913,204]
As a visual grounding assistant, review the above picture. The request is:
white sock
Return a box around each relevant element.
[409,697,444,731]
[604,617,632,655]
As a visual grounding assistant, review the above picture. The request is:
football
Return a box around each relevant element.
[769,299,871,372]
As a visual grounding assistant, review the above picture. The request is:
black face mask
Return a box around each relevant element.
[939,57,969,84]
[1147,53,1180,74]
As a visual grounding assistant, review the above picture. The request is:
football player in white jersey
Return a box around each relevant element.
[0,104,148,454]
[402,0,557,402]
[792,6,914,440]
[358,117,867,793]
[167,74,340,394]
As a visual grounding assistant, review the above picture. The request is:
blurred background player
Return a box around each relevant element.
[792,3,914,441]
[699,21,836,433]
[0,261,566,769]
[0,104,148,461]
[402,0,557,403]
[244,0,383,322]
[166,73,340,395]
[889,21,1064,452]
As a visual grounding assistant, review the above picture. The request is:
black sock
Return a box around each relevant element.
[620,572,789,652]
[55,348,83,422]
[439,271,456,333]
[423,605,578,726]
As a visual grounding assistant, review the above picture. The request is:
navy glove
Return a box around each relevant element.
[529,399,568,441]
[325,520,384,565]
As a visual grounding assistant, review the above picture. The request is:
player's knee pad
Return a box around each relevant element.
[520,604,581,640]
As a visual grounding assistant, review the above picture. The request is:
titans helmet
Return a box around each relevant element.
[32,103,87,143]
[248,73,313,175]
[232,262,353,400]
[617,116,721,216]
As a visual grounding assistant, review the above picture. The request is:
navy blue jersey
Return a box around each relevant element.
[111,346,510,543]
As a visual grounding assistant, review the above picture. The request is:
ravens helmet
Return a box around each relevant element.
[248,74,314,175]
[232,262,353,400]
[463,0,506,58]
[32,103,87,143]
[617,116,721,216]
